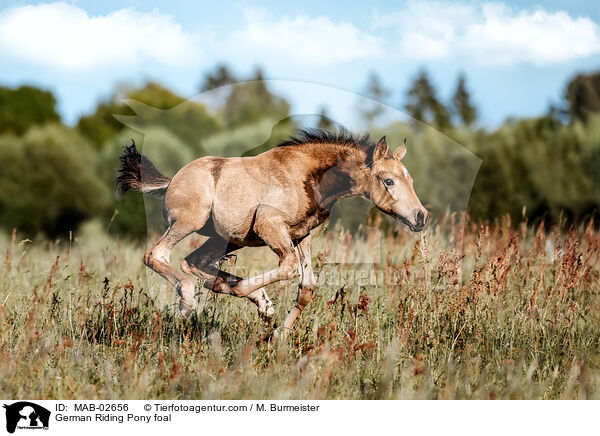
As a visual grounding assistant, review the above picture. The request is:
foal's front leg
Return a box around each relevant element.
[275,234,316,340]
[200,207,300,298]
[181,237,275,320]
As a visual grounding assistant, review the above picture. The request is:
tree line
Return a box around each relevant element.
[0,66,599,237]
[359,70,476,129]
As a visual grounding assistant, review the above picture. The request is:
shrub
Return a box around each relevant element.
[0,125,110,236]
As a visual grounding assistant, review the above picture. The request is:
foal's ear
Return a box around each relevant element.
[374,136,389,161]
[394,138,407,160]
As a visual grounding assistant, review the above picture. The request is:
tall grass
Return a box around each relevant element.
[0,216,599,399]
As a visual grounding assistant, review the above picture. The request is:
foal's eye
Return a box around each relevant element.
[384,178,394,186]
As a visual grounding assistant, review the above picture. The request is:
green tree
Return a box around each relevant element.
[0,125,110,236]
[76,99,125,148]
[359,72,391,125]
[200,64,238,92]
[0,85,60,135]
[77,82,221,150]
[405,69,451,130]
[565,72,600,122]
[451,73,477,127]
[222,68,290,128]
[317,106,334,130]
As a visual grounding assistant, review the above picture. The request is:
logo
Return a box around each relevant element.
[2,402,50,434]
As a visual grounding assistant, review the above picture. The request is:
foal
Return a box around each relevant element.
[117,129,427,336]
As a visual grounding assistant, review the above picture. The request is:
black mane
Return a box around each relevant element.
[278,128,377,165]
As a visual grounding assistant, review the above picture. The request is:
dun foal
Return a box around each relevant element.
[117,129,427,337]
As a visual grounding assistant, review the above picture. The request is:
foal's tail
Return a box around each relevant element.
[116,140,171,196]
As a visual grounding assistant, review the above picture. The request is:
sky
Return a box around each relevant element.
[0,0,599,127]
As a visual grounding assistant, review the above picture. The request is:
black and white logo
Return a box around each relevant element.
[2,402,50,434]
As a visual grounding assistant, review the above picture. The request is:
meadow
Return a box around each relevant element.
[1,215,599,400]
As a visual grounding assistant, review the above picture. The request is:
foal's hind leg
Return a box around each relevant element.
[181,237,275,320]
[144,222,195,316]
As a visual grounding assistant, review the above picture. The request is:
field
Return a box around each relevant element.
[1,215,599,400]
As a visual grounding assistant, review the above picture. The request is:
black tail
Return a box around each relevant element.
[116,140,171,196]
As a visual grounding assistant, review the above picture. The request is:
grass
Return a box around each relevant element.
[0,215,599,399]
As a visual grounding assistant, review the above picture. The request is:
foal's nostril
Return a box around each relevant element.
[416,210,425,224]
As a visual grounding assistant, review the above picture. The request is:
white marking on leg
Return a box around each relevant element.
[247,288,275,319]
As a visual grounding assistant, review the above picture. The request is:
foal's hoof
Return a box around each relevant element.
[179,300,196,318]
[259,302,275,321]
[258,307,275,325]
[256,291,275,321]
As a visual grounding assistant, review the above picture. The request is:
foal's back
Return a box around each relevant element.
[164,146,317,242]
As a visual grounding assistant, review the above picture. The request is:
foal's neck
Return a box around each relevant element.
[304,143,370,211]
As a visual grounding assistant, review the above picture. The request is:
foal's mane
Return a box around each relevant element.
[279,128,377,166]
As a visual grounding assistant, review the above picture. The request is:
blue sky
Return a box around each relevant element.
[0,0,599,127]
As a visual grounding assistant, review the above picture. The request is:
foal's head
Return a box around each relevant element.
[367,137,428,232]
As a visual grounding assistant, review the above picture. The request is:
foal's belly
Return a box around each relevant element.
[211,177,291,243]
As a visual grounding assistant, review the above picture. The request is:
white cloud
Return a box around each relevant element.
[227,9,384,66]
[0,2,201,70]
[1,2,597,72]
[374,1,600,65]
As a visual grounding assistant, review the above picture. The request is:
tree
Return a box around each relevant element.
[359,72,391,125]
[0,125,110,236]
[200,64,238,92]
[222,68,290,128]
[404,69,451,130]
[77,82,221,149]
[76,99,127,148]
[451,73,477,127]
[0,85,60,135]
[565,72,600,122]
[317,106,334,130]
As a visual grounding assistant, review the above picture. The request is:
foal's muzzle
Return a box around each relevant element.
[391,209,427,232]
[414,210,427,231]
